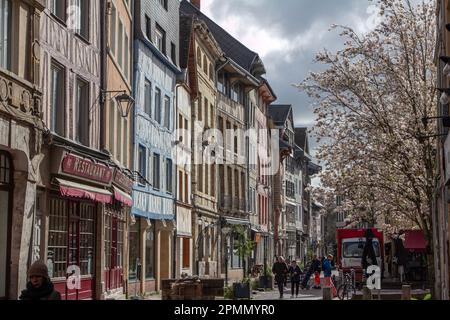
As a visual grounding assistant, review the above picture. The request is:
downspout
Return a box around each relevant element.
[173,82,184,279]
[100,0,108,150]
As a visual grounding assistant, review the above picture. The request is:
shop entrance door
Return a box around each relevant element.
[0,152,12,300]
[49,198,96,300]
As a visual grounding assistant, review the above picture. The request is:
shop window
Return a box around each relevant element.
[182,238,190,269]
[128,219,140,281]
[47,198,95,279]
[145,224,155,279]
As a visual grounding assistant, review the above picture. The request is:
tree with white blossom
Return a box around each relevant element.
[297,0,437,280]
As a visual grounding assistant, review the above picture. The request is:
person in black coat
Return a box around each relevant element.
[20,261,61,300]
[288,260,302,298]
[272,256,288,299]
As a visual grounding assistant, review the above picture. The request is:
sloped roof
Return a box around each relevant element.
[295,127,308,151]
[179,14,194,69]
[180,0,265,75]
[268,105,292,126]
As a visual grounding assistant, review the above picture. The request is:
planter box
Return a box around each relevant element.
[233,283,251,299]
[259,276,273,289]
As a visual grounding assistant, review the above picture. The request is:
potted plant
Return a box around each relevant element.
[259,264,273,290]
[231,226,255,299]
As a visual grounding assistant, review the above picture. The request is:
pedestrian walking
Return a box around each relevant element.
[288,260,302,298]
[311,255,322,289]
[19,260,61,300]
[323,254,337,297]
[272,256,289,299]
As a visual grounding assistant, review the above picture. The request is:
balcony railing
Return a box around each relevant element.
[217,92,244,122]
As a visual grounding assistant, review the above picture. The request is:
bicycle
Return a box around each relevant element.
[337,269,357,300]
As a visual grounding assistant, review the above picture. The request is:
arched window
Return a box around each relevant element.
[197,47,202,67]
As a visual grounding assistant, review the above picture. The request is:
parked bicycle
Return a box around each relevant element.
[337,269,356,300]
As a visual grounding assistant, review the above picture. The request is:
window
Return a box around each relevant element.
[203,55,208,74]
[197,93,202,121]
[231,84,240,102]
[116,107,122,161]
[145,225,155,279]
[0,0,10,70]
[51,62,65,136]
[153,154,160,190]
[231,233,242,269]
[124,33,129,79]
[155,24,166,55]
[184,173,189,204]
[205,165,209,196]
[50,0,66,22]
[178,171,183,202]
[109,2,116,55]
[197,47,202,67]
[204,99,208,127]
[145,15,151,41]
[74,0,89,39]
[159,0,168,10]
[209,63,214,81]
[217,72,225,94]
[182,238,190,269]
[118,20,123,69]
[164,96,170,129]
[198,165,203,193]
[155,88,161,124]
[144,80,152,117]
[76,78,89,146]
[138,146,146,185]
[128,220,140,281]
[171,42,176,66]
[123,117,128,165]
[166,159,173,194]
[210,104,214,128]
[109,101,115,154]
[234,125,238,154]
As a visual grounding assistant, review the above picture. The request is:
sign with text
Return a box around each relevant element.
[113,168,133,193]
[62,154,113,185]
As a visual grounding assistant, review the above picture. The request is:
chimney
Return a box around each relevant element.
[191,0,201,10]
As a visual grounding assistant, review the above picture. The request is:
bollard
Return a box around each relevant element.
[323,287,332,300]
[362,286,373,300]
[402,285,411,301]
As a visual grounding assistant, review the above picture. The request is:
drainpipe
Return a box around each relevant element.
[173,82,184,279]
[100,0,108,151]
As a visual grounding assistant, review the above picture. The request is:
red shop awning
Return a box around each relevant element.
[404,230,427,252]
[57,178,112,204]
[113,186,133,207]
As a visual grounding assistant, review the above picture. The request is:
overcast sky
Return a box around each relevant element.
[201,0,381,157]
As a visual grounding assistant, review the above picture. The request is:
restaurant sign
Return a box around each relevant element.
[113,169,133,194]
[62,154,113,185]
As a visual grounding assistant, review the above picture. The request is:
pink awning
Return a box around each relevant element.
[57,178,112,204]
[404,230,427,252]
[113,186,133,207]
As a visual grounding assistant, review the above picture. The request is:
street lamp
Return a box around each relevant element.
[101,90,135,118]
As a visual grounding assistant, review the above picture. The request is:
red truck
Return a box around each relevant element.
[336,228,384,284]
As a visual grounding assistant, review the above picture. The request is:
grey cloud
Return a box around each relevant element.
[203,0,375,156]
